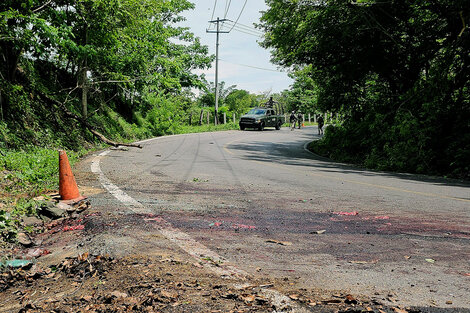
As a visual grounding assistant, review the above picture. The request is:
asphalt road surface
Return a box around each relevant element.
[85,126,470,310]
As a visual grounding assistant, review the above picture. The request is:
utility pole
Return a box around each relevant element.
[207,18,229,125]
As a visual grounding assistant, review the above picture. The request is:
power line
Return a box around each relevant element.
[224,20,263,35]
[210,0,218,21]
[222,23,263,37]
[221,24,262,37]
[229,0,248,32]
[226,20,261,33]
[224,0,231,19]
[219,59,285,72]
[221,21,263,37]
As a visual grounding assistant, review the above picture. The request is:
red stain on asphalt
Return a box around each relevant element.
[63,225,85,231]
[333,211,359,216]
[374,216,390,220]
[232,224,256,230]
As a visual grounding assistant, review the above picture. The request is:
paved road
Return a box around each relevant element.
[87,126,470,309]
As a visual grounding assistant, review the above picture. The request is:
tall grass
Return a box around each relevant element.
[0,147,82,196]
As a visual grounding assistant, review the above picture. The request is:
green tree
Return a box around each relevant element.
[0,0,213,148]
[198,81,236,107]
[225,89,258,116]
[259,0,469,178]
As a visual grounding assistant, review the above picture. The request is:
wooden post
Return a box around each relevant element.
[223,112,226,124]
[233,113,236,123]
[314,114,317,123]
[199,109,204,125]
[207,111,210,125]
[308,113,311,122]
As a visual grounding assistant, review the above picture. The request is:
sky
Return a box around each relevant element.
[181,0,293,95]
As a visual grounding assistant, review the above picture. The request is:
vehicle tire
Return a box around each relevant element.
[275,121,281,130]
[258,123,264,131]
[240,125,245,130]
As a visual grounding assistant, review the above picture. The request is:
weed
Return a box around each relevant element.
[0,198,45,242]
[0,147,81,196]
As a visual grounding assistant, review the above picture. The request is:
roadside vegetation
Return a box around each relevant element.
[260,1,469,179]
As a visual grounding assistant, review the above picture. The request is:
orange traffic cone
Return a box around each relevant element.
[59,150,83,201]
[302,123,305,127]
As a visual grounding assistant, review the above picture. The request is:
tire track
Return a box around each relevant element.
[91,137,308,312]
[104,135,189,187]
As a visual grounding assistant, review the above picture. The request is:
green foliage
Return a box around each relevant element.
[0,147,81,195]
[0,209,17,241]
[225,89,259,116]
[0,0,213,152]
[0,198,45,241]
[283,65,318,114]
[261,0,470,178]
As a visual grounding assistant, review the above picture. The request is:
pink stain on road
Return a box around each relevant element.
[232,224,256,230]
[63,225,85,231]
[333,211,359,216]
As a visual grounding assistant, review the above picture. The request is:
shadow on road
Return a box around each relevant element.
[227,130,470,189]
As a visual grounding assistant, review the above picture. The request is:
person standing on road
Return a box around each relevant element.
[290,111,297,131]
[317,114,324,135]
[297,112,302,129]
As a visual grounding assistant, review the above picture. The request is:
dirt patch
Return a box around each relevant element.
[0,253,409,313]
[0,254,276,312]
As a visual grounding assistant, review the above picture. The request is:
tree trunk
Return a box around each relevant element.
[81,63,87,118]
[80,26,88,118]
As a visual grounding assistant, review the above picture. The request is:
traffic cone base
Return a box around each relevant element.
[59,150,84,201]
[60,195,87,205]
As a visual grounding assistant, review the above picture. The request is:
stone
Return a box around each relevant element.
[110,291,128,298]
[17,232,33,246]
[76,200,89,212]
[22,216,43,227]
[40,202,66,219]
[57,202,75,212]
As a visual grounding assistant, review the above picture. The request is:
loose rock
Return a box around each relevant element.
[40,202,66,219]
[22,216,42,227]
[17,232,32,246]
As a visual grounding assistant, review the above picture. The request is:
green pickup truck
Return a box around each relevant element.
[239,107,285,131]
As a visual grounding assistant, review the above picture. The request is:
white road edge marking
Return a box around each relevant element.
[91,147,307,312]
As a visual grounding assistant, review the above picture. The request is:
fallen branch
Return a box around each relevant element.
[459,11,466,37]
[32,0,53,13]
[38,92,142,149]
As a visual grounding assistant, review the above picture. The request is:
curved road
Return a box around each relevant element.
[85,126,470,309]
